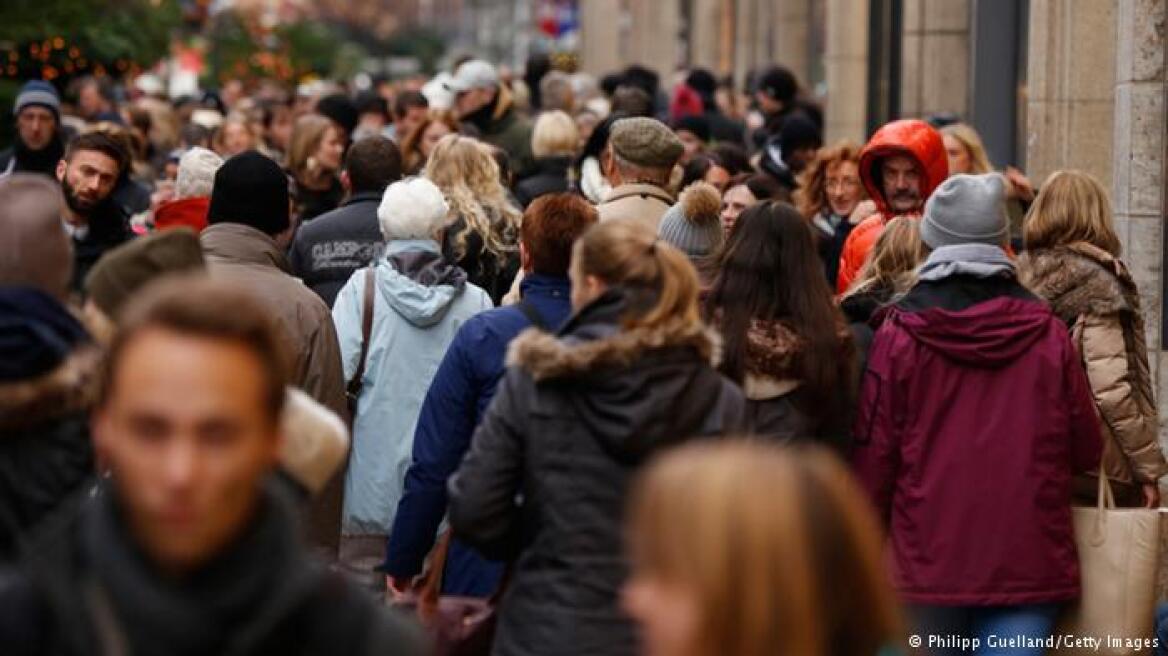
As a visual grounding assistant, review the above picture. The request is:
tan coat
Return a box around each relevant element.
[1020,242,1168,492]
[201,223,348,552]
[595,183,674,231]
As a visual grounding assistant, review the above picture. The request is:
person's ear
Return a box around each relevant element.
[340,170,352,194]
[519,240,533,273]
[56,158,67,182]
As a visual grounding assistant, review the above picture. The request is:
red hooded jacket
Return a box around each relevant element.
[852,280,1101,606]
[836,120,948,293]
[153,196,210,234]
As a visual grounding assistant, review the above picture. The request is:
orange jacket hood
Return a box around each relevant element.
[859,119,948,217]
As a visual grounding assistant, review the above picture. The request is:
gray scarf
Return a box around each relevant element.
[917,244,1015,282]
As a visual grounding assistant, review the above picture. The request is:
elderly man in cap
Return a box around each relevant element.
[596,116,684,230]
[0,81,66,178]
[447,59,535,178]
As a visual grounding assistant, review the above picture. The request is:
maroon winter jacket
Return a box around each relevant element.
[852,275,1102,606]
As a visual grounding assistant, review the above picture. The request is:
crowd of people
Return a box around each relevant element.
[0,51,1161,656]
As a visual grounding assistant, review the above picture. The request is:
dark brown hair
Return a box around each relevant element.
[65,130,130,174]
[706,201,855,432]
[521,193,598,277]
[101,276,288,423]
[344,136,403,194]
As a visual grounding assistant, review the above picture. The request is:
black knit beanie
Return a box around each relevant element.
[207,150,290,235]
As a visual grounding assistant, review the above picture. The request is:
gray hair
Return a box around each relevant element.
[175,147,224,199]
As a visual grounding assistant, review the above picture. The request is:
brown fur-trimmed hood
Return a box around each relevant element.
[506,318,720,382]
[1019,242,1139,320]
[0,345,102,431]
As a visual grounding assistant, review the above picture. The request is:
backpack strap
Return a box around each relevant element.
[515,298,549,331]
[346,266,376,399]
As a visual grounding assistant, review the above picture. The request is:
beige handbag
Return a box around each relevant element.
[1055,473,1160,654]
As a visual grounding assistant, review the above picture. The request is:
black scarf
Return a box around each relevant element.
[80,484,323,656]
[10,133,65,175]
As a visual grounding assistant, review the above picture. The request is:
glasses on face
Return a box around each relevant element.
[826,177,861,193]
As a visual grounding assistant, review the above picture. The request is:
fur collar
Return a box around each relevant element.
[1019,243,1137,319]
[506,318,719,382]
[743,319,804,381]
[0,346,102,431]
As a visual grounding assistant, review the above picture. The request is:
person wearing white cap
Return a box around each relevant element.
[446,59,535,177]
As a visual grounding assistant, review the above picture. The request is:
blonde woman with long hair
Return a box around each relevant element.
[941,123,1034,247]
[425,133,522,304]
[449,220,746,656]
[1019,170,1167,508]
[624,440,905,656]
[839,217,926,365]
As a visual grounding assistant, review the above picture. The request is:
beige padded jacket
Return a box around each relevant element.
[1020,242,1168,487]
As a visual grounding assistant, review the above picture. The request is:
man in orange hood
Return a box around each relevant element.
[836,119,948,293]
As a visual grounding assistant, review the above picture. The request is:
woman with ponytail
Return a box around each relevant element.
[448,219,746,656]
[706,201,857,447]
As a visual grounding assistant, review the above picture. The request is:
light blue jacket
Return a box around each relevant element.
[332,239,492,536]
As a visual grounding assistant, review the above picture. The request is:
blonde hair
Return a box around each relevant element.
[794,140,864,219]
[286,114,336,180]
[940,123,993,175]
[572,220,699,330]
[214,112,260,155]
[424,134,521,260]
[532,110,579,158]
[844,216,926,298]
[628,441,904,656]
[1023,169,1121,256]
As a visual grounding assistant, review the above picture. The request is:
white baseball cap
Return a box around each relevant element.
[445,59,500,93]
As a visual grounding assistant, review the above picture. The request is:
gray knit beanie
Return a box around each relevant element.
[920,173,1008,249]
[657,182,724,259]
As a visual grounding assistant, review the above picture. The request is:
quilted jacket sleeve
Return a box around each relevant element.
[447,368,527,560]
[1076,313,1167,482]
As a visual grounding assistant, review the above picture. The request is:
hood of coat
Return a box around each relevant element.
[1019,242,1138,321]
[506,289,726,461]
[377,239,469,328]
[858,119,948,217]
[200,223,292,274]
[153,196,210,233]
[0,288,99,430]
[890,296,1056,368]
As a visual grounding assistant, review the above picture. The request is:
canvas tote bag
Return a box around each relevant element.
[1054,472,1160,654]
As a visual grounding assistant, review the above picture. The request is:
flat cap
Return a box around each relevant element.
[610,117,684,169]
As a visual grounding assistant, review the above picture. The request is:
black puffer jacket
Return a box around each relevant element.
[0,288,99,561]
[448,290,745,656]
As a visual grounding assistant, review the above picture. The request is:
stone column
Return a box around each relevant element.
[628,0,683,81]
[1025,0,1117,188]
[823,0,869,143]
[1111,0,1167,417]
[899,0,970,119]
[688,0,725,72]
[578,0,624,77]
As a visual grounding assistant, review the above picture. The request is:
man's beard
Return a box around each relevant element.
[61,176,100,217]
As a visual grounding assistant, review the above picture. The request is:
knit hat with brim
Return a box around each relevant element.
[85,227,206,319]
[658,181,724,259]
[208,150,291,236]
